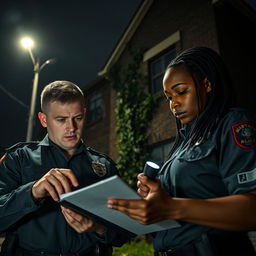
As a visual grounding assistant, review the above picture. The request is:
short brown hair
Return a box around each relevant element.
[41,81,85,113]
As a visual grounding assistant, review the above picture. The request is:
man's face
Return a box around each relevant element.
[38,101,85,156]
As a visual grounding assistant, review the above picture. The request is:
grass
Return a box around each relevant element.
[112,237,154,256]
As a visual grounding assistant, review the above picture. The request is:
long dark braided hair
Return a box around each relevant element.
[167,46,236,158]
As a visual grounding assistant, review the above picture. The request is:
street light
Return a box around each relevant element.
[21,37,56,142]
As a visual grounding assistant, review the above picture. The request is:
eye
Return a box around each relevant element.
[56,118,65,123]
[177,88,188,95]
[75,116,83,121]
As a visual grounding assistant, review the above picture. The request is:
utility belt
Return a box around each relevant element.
[154,232,256,256]
[154,251,173,256]
[0,233,112,256]
[14,247,91,256]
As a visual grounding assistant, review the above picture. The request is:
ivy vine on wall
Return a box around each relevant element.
[107,50,157,188]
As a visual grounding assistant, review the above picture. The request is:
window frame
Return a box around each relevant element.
[149,46,176,95]
[86,91,104,125]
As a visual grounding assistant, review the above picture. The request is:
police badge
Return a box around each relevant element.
[91,161,107,177]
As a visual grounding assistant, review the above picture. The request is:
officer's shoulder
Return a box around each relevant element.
[86,147,116,165]
[6,141,39,153]
[223,108,256,123]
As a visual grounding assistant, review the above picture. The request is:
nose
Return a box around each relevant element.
[170,96,180,110]
[66,119,76,132]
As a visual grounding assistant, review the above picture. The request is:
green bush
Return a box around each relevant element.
[112,238,154,256]
[107,49,156,189]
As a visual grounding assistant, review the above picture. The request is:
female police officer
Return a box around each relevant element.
[108,46,256,255]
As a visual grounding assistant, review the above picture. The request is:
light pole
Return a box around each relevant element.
[21,37,55,142]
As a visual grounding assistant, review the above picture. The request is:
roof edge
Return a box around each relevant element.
[98,0,154,77]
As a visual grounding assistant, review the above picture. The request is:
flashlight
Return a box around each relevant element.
[143,161,160,180]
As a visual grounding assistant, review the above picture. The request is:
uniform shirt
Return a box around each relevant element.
[0,135,128,254]
[154,108,256,251]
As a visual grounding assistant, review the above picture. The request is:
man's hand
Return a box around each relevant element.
[32,168,78,201]
[61,206,106,234]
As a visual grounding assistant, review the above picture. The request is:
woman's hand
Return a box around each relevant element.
[108,177,176,225]
[137,173,150,198]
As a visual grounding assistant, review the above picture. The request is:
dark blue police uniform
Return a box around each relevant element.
[155,108,256,256]
[0,135,129,255]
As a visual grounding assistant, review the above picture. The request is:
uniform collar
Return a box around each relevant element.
[38,134,87,155]
[179,120,196,139]
[38,135,51,146]
[178,112,206,139]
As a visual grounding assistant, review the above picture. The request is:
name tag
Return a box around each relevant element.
[238,168,256,184]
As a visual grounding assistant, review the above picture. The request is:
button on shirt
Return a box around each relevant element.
[154,108,256,252]
[0,135,125,254]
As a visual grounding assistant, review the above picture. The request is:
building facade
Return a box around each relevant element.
[83,0,256,161]
[83,0,256,247]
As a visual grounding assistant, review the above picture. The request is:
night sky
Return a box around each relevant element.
[0,0,142,148]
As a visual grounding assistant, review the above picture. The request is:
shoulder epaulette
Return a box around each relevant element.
[6,141,39,153]
[86,147,117,166]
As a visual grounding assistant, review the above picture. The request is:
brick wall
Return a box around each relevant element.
[83,79,111,155]
[110,0,219,154]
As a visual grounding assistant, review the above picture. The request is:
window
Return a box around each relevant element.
[87,92,103,124]
[149,140,174,166]
[149,48,176,95]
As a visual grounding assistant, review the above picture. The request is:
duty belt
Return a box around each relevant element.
[154,250,174,256]
[18,247,90,256]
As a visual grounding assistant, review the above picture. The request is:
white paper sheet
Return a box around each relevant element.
[59,175,180,235]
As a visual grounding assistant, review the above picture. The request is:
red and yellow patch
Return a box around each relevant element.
[231,122,256,149]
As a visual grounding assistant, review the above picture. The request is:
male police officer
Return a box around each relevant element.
[0,81,129,256]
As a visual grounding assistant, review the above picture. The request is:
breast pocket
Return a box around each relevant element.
[178,141,216,162]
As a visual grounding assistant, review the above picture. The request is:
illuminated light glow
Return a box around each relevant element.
[21,37,34,49]
[146,161,160,169]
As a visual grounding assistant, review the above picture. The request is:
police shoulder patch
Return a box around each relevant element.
[231,122,256,149]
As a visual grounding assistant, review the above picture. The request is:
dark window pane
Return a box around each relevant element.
[149,47,176,95]
[151,59,162,76]
[149,140,174,165]
[87,92,103,124]
[150,146,162,165]
[164,49,176,67]
[152,75,163,94]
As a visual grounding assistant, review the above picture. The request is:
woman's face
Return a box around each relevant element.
[163,66,211,124]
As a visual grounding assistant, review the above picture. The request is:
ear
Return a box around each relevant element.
[203,78,212,93]
[38,112,47,128]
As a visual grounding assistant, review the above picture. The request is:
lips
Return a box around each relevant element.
[174,111,187,119]
[65,135,77,140]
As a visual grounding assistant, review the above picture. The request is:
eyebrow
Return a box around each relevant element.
[55,113,83,118]
[171,83,187,90]
[55,116,67,119]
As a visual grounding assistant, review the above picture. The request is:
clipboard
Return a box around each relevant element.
[59,175,180,235]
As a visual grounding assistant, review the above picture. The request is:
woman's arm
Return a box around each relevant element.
[108,176,256,231]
